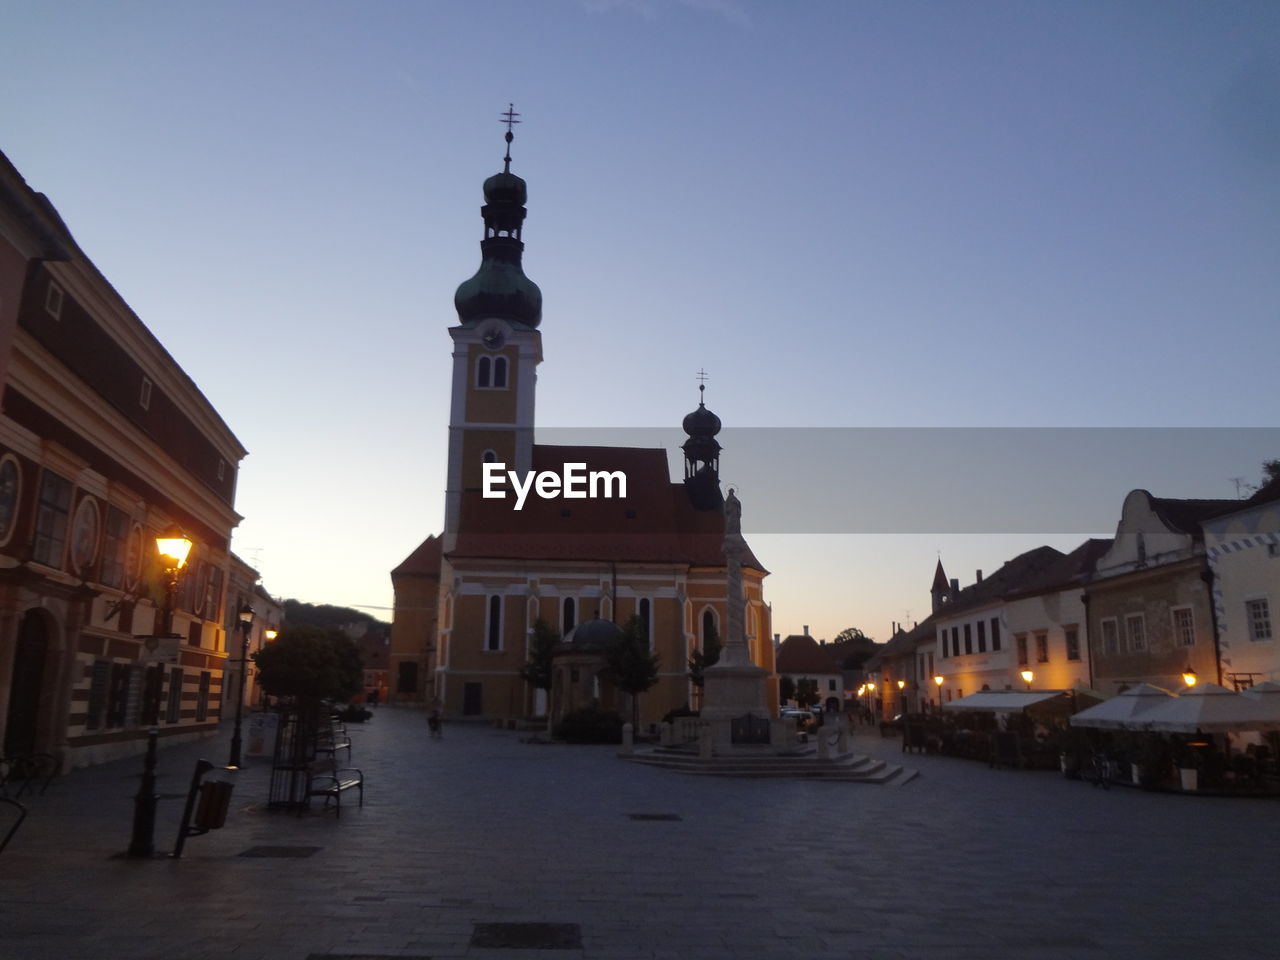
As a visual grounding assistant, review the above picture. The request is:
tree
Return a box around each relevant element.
[794,677,820,709]
[1264,460,1280,485]
[779,674,796,705]
[687,618,722,690]
[519,618,559,722]
[606,616,661,729]
[252,625,363,702]
[834,626,868,644]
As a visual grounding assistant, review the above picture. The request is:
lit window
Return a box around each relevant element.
[1247,599,1272,642]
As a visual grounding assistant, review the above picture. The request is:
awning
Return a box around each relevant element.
[943,690,1066,713]
[1069,683,1174,729]
[1138,682,1280,733]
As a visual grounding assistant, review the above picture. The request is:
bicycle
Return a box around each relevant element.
[1082,751,1113,790]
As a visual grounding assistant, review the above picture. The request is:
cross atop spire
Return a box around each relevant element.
[500,103,521,172]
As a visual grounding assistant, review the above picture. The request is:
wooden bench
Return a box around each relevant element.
[300,758,363,817]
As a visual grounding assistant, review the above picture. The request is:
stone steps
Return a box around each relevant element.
[624,748,918,785]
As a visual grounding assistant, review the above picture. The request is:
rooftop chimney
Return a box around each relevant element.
[803,624,809,636]
[976,569,983,582]
[950,578,959,594]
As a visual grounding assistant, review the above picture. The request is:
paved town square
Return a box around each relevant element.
[2,706,1277,960]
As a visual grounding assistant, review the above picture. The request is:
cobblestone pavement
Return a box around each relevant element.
[2,706,1278,960]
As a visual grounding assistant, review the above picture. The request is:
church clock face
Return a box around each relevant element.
[481,327,505,350]
[71,496,101,575]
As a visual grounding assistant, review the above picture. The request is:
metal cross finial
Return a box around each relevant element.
[695,368,709,402]
[501,103,521,133]
[500,104,521,171]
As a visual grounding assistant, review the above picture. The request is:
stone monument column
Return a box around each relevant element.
[699,489,770,749]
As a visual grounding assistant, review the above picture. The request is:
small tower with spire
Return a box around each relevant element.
[682,373,723,511]
[931,558,951,613]
[445,106,543,537]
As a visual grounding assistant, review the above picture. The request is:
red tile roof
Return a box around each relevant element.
[448,444,767,572]
[775,635,843,674]
[392,534,442,577]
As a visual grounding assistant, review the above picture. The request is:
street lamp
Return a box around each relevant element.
[128,524,193,859]
[933,674,944,713]
[1182,665,1198,688]
[1020,669,1034,690]
[153,524,193,640]
[228,603,253,768]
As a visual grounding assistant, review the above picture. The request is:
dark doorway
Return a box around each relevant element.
[5,610,50,756]
[462,682,482,716]
[397,661,418,694]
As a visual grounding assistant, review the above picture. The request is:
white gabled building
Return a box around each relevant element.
[1202,479,1280,688]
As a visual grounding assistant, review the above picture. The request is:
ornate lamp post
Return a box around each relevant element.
[1020,668,1034,690]
[1182,665,1198,688]
[128,525,193,859]
[228,603,253,768]
[933,674,944,713]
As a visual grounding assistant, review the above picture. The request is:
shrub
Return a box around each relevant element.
[553,706,623,744]
[336,705,372,723]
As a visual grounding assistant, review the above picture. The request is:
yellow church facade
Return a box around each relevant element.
[390,127,775,727]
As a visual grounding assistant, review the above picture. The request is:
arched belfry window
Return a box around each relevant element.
[563,597,576,634]
[477,356,491,388]
[482,450,498,464]
[493,356,508,388]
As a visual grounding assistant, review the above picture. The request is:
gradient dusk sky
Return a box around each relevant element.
[3,1,1278,640]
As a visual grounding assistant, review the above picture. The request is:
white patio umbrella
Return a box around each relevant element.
[1069,683,1174,729]
[1139,682,1280,733]
[1240,680,1280,725]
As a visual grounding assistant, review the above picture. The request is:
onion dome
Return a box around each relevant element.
[454,106,542,329]
[483,170,527,206]
[683,394,722,439]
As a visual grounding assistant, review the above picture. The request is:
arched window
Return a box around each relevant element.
[563,597,576,634]
[482,449,498,464]
[486,595,502,651]
[702,608,718,646]
[477,356,491,388]
[638,598,651,648]
[493,356,508,388]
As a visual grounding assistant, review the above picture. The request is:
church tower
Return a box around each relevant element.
[445,108,542,537]
[682,384,723,511]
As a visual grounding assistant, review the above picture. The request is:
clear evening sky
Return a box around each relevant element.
[3,1,1278,641]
